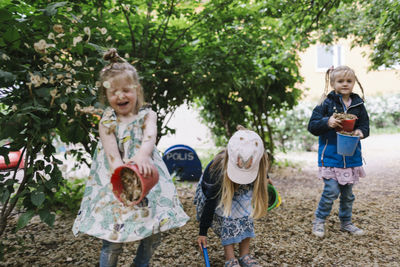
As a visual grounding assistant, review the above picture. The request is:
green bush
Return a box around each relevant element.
[46,178,85,214]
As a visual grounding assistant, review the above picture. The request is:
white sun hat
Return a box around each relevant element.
[227,129,265,184]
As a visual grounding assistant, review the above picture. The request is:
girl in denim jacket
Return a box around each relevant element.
[308,66,370,238]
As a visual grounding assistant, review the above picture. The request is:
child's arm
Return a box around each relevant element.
[197,161,221,249]
[131,110,157,176]
[354,104,370,139]
[99,122,124,172]
[308,104,336,136]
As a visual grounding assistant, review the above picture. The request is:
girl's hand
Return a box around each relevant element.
[197,235,207,251]
[353,129,364,139]
[328,115,342,129]
[130,154,153,176]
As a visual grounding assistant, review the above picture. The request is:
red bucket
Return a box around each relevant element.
[111,163,159,206]
[341,118,357,132]
[335,116,357,132]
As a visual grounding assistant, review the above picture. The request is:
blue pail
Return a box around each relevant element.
[337,132,360,156]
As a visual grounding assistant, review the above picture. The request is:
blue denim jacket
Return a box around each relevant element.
[307,91,370,168]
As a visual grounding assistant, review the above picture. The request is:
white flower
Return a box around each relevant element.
[11,105,17,111]
[54,63,63,69]
[1,53,10,60]
[53,24,64,33]
[40,77,48,84]
[66,7,72,12]
[41,56,53,63]
[74,60,82,67]
[95,81,101,88]
[73,36,83,46]
[124,53,129,59]
[84,27,91,36]
[66,87,72,94]
[50,89,58,97]
[122,4,130,11]
[103,81,111,89]
[60,103,68,111]
[106,35,112,42]
[29,72,42,87]
[100,27,107,35]
[34,39,48,54]
[48,32,55,40]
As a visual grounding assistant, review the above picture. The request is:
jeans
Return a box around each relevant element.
[315,178,355,223]
[99,233,161,267]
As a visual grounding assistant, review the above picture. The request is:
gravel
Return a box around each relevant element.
[2,134,399,267]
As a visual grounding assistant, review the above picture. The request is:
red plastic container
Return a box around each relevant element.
[341,118,357,132]
[111,163,159,206]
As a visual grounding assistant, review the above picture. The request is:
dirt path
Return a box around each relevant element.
[1,134,399,266]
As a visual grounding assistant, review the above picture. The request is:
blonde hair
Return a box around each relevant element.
[98,48,144,114]
[214,149,269,219]
[319,65,365,104]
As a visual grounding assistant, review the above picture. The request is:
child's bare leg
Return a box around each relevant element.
[239,237,250,257]
[223,244,236,260]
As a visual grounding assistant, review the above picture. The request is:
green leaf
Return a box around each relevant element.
[3,27,19,43]
[87,42,106,54]
[0,70,16,84]
[38,209,55,227]
[31,190,45,206]
[16,210,35,231]
[0,146,10,165]
[44,1,67,16]
[0,188,10,204]
[0,8,11,22]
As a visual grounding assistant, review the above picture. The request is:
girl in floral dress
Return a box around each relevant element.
[73,48,189,267]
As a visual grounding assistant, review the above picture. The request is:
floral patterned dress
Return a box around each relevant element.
[73,107,189,242]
